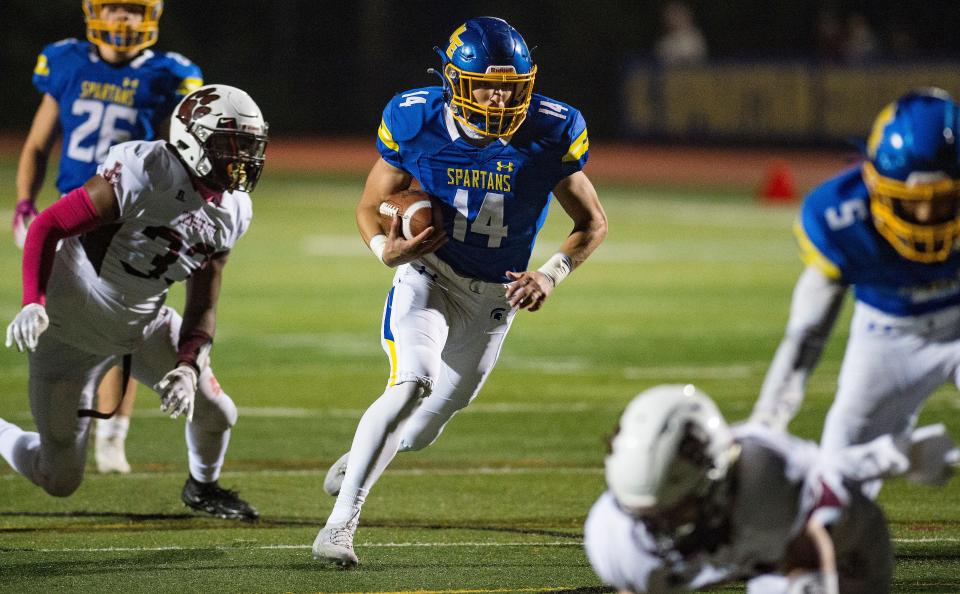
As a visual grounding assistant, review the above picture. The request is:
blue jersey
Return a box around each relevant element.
[32,39,203,194]
[796,166,960,316]
[376,87,589,282]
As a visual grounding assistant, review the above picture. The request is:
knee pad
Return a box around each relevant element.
[41,469,83,497]
[190,369,238,432]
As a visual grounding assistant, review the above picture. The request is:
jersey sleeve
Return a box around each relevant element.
[97,142,158,218]
[158,52,204,117]
[559,108,589,176]
[376,99,403,169]
[32,39,75,98]
[794,201,844,282]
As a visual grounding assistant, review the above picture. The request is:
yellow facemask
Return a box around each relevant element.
[864,161,960,263]
[444,63,537,138]
[83,0,163,54]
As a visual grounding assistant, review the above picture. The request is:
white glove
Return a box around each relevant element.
[5,303,49,352]
[154,365,198,422]
[904,424,960,487]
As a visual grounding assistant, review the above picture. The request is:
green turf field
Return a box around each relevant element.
[0,162,958,593]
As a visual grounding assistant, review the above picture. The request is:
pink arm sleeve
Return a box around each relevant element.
[22,186,102,306]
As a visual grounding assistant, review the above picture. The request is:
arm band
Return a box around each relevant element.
[369,233,387,264]
[176,328,213,372]
[22,186,101,306]
[537,252,573,287]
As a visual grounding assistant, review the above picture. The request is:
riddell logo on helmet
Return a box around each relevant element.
[177,88,220,124]
[486,66,517,74]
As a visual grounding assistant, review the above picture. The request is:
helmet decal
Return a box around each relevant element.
[177,88,221,126]
[445,24,468,60]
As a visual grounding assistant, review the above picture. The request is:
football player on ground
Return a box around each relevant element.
[749,90,960,474]
[0,84,266,521]
[312,16,608,567]
[13,0,203,474]
[585,384,959,594]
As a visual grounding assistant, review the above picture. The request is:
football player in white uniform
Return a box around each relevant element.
[0,84,267,520]
[14,0,206,475]
[585,385,959,594]
[750,91,960,463]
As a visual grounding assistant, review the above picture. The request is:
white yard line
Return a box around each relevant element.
[13,537,959,554]
[0,466,603,481]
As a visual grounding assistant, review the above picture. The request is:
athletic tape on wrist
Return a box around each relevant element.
[369,233,387,264]
[537,252,572,287]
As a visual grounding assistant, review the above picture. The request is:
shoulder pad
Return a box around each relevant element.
[382,87,443,143]
[38,38,85,67]
[524,94,588,159]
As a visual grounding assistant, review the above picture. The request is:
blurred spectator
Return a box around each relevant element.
[654,1,708,65]
[889,25,919,59]
[814,9,844,62]
[842,12,880,63]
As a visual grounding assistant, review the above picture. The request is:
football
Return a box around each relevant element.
[378,189,439,240]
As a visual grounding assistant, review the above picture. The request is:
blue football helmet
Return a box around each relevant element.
[864,88,960,262]
[436,17,536,138]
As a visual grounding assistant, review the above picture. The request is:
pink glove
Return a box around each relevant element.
[13,199,39,249]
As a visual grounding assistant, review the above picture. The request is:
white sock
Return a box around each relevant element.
[96,415,130,441]
[326,382,422,525]
[0,418,40,480]
[186,424,230,483]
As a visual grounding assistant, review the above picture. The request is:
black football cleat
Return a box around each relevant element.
[181,475,259,521]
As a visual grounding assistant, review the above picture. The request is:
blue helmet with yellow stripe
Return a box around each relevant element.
[437,17,536,138]
[864,89,960,262]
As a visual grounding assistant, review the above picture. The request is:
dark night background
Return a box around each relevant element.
[2,1,959,141]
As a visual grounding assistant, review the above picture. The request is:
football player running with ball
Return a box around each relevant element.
[0,85,266,521]
[313,17,607,567]
[586,385,959,594]
[13,0,204,475]
[750,90,960,478]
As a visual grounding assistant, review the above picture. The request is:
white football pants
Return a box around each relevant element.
[328,254,516,524]
[388,254,518,450]
[0,306,237,496]
[822,301,960,452]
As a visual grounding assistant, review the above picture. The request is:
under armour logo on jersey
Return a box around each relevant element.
[496,161,514,172]
[174,190,186,202]
[415,265,438,281]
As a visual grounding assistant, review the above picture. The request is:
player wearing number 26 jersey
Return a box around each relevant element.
[313,17,607,568]
[33,38,202,196]
[0,85,267,521]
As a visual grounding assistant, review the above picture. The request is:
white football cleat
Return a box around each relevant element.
[312,516,359,568]
[95,434,131,474]
[323,452,350,496]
